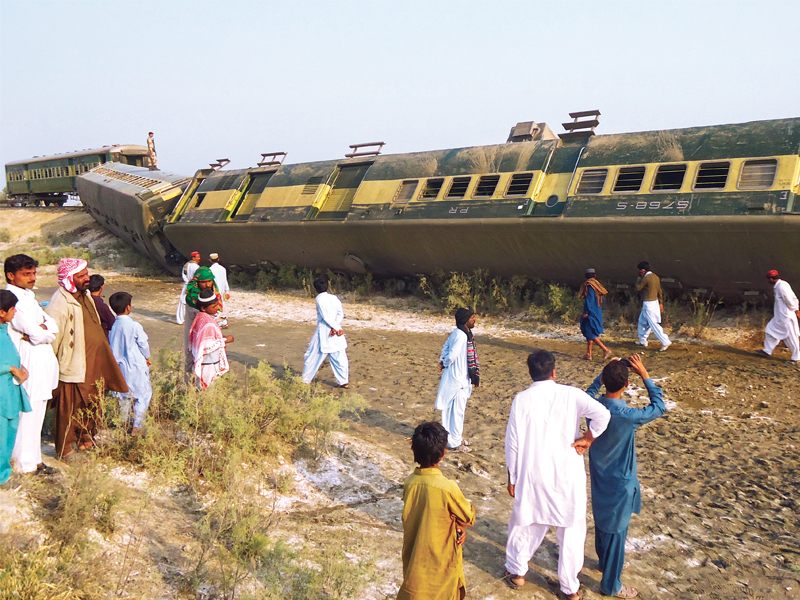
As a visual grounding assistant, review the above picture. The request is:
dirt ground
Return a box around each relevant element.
[1,209,799,599]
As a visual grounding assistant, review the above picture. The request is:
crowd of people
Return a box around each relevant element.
[1,249,798,598]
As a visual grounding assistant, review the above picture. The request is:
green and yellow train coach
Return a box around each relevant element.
[77,116,800,296]
[4,145,150,206]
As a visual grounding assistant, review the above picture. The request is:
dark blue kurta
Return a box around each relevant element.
[586,375,665,533]
[580,287,604,341]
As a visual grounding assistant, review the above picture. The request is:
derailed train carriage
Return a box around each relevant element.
[77,116,800,296]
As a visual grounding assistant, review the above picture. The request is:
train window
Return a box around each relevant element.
[301,176,324,195]
[445,176,471,199]
[420,178,444,199]
[652,164,687,191]
[576,169,608,194]
[473,175,501,198]
[505,173,534,196]
[738,159,777,189]
[694,161,730,189]
[612,166,646,193]
[393,180,419,204]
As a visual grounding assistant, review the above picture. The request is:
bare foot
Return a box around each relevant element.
[603,350,614,361]
[582,353,592,361]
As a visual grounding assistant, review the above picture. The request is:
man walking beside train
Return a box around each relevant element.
[209,253,230,328]
[757,270,800,363]
[635,262,671,352]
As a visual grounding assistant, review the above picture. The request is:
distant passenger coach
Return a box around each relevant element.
[4,145,150,206]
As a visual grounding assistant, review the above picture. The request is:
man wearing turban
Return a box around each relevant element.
[435,307,479,453]
[46,258,128,459]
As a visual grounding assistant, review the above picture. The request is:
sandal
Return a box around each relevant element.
[338,383,350,389]
[503,570,524,590]
[614,584,638,598]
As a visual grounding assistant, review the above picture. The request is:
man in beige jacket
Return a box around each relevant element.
[46,258,128,459]
[635,261,671,351]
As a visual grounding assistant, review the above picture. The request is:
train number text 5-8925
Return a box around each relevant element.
[616,200,690,211]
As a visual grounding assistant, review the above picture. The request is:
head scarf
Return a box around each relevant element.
[579,270,608,307]
[455,307,474,341]
[766,269,779,279]
[185,267,218,310]
[57,258,88,293]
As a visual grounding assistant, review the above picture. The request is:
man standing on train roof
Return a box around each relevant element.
[4,254,59,476]
[635,261,671,352]
[579,268,613,362]
[175,251,201,325]
[46,258,128,460]
[436,307,479,453]
[757,270,800,363]
[146,132,157,170]
[302,278,349,388]
[209,253,230,329]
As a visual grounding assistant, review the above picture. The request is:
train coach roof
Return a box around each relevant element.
[81,162,190,193]
[362,139,557,181]
[579,118,800,167]
[5,145,149,167]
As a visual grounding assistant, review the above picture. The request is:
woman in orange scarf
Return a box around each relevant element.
[579,268,613,361]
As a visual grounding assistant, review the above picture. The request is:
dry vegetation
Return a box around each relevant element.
[1,354,369,600]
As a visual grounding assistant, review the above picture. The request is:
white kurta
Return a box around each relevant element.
[764,279,800,361]
[506,380,611,528]
[176,261,199,324]
[435,328,472,447]
[210,263,229,296]
[7,284,59,472]
[302,292,349,385]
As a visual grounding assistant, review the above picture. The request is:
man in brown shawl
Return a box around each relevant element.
[578,268,613,362]
[46,259,128,459]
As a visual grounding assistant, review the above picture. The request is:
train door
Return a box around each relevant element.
[224,171,275,222]
[308,163,370,220]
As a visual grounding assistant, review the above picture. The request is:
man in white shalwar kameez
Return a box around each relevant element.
[436,307,477,452]
[758,270,800,363]
[209,253,230,328]
[635,261,671,351]
[175,251,201,325]
[4,254,59,475]
[302,278,349,387]
[504,350,611,599]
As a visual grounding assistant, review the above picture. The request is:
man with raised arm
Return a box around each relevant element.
[586,355,666,598]
[504,349,611,599]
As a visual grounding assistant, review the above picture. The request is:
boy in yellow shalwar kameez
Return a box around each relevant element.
[397,421,476,600]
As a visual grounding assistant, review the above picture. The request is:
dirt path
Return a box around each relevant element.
[9,271,797,599]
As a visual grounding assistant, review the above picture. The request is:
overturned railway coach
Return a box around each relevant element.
[4,145,150,206]
[77,117,800,296]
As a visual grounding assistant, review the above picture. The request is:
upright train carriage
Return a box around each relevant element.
[4,145,150,206]
[77,116,800,296]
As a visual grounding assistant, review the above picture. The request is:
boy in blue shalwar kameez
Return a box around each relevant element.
[108,292,152,435]
[0,290,32,487]
[586,354,665,598]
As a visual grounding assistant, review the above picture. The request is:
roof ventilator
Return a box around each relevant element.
[559,110,601,142]
[506,121,557,143]
[257,152,287,167]
[209,159,230,171]
[345,142,385,158]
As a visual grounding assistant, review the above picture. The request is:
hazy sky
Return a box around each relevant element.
[2,0,798,176]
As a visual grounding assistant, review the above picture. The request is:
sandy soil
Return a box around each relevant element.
[1,209,799,599]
